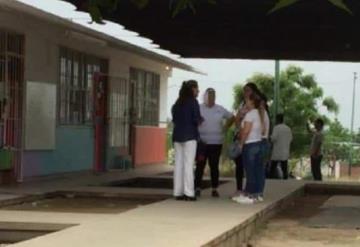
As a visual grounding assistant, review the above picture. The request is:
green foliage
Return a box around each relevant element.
[85,0,353,24]
[270,0,352,14]
[323,119,351,161]
[232,65,339,157]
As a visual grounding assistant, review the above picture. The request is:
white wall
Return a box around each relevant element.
[0,8,171,127]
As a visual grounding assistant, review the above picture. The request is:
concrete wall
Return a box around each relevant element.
[0,8,171,178]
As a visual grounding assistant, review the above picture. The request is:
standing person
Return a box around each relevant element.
[195,88,234,198]
[233,93,264,204]
[308,118,325,181]
[270,114,293,179]
[258,93,270,201]
[233,82,261,196]
[172,81,202,201]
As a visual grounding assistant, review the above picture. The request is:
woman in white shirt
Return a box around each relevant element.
[195,88,234,198]
[233,83,261,196]
[232,93,265,204]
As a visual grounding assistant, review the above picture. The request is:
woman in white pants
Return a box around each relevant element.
[172,80,202,201]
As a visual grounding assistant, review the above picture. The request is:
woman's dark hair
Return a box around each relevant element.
[175,81,193,105]
[187,80,198,89]
[259,92,270,113]
[249,93,262,109]
[244,82,261,96]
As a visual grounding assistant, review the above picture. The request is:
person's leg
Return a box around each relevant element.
[254,142,264,197]
[314,155,323,181]
[235,155,244,191]
[270,161,279,179]
[208,145,222,189]
[242,144,257,197]
[259,140,269,196]
[281,160,289,180]
[194,151,207,191]
[311,156,321,181]
[173,142,184,197]
[318,155,323,181]
[183,140,197,198]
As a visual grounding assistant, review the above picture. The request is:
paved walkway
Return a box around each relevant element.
[0,173,305,247]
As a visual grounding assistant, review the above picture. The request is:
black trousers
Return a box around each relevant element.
[195,144,222,189]
[270,160,288,179]
[311,155,323,181]
[235,155,244,191]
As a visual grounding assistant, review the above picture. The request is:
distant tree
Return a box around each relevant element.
[323,119,351,162]
[233,65,339,157]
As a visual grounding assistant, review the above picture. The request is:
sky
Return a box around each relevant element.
[20,0,360,131]
[168,59,360,131]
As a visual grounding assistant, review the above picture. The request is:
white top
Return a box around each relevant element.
[271,123,293,161]
[242,109,262,144]
[263,111,270,139]
[198,104,233,144]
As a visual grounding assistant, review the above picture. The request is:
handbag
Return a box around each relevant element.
[228,140,242,160]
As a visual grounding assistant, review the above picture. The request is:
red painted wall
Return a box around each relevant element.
[133,126,167,166]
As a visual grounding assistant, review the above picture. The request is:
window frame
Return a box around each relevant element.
[58,47,108,126]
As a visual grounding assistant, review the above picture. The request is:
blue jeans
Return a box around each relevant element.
[259,139,270,196]
[242,141,263,196]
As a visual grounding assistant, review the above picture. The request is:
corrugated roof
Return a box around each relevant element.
[0,0,203,73]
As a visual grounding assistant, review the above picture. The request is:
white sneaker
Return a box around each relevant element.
[256,196,264,202]
[233,195,255,204]
[236,196,255,205]
[231,194,246,203]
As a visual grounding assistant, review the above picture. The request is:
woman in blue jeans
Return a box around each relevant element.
[232,93,265,204]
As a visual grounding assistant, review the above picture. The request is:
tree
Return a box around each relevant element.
[233,65,339,157]
[323,119,351,162]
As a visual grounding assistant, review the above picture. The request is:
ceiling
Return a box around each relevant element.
[66,0,360,61]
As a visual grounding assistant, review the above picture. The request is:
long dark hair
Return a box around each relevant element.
[244,82,261,96]
[175,81,193,105]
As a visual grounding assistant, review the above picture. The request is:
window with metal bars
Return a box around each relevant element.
[58,47,107,125]
[130,68,160,126]
[0,30,24,150]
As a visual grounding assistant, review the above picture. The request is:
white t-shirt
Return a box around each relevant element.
[198,104,233,144]
[242,109,262,144]
[271,123,293,161]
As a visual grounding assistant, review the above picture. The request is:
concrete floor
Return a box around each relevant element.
[0,165,307,247]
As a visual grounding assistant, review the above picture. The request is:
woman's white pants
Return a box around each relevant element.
[173,140,197,197]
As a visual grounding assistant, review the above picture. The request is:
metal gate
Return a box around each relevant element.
[108,76,131,155]
[0,30,24,182]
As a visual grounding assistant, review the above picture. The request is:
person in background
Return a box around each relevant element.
[195,88,234,198]
[172,81,202,201]
[233,82,261,197]
[233,93,264,204]
[307,118,325,181]
[270,114,293,179]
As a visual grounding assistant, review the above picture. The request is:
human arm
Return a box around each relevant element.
[271,126,278,143]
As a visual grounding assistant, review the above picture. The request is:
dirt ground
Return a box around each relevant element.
[2,196,161,214]
[249,195,360,247]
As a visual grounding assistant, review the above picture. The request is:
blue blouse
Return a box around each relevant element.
[172,98,202,143]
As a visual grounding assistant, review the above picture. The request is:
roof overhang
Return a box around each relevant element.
[65,0,360,62]
[1,0,202,73]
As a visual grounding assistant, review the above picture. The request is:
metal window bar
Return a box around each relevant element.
[58,48,108,125]
[0,30,24,180]
[130,68,161,127]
